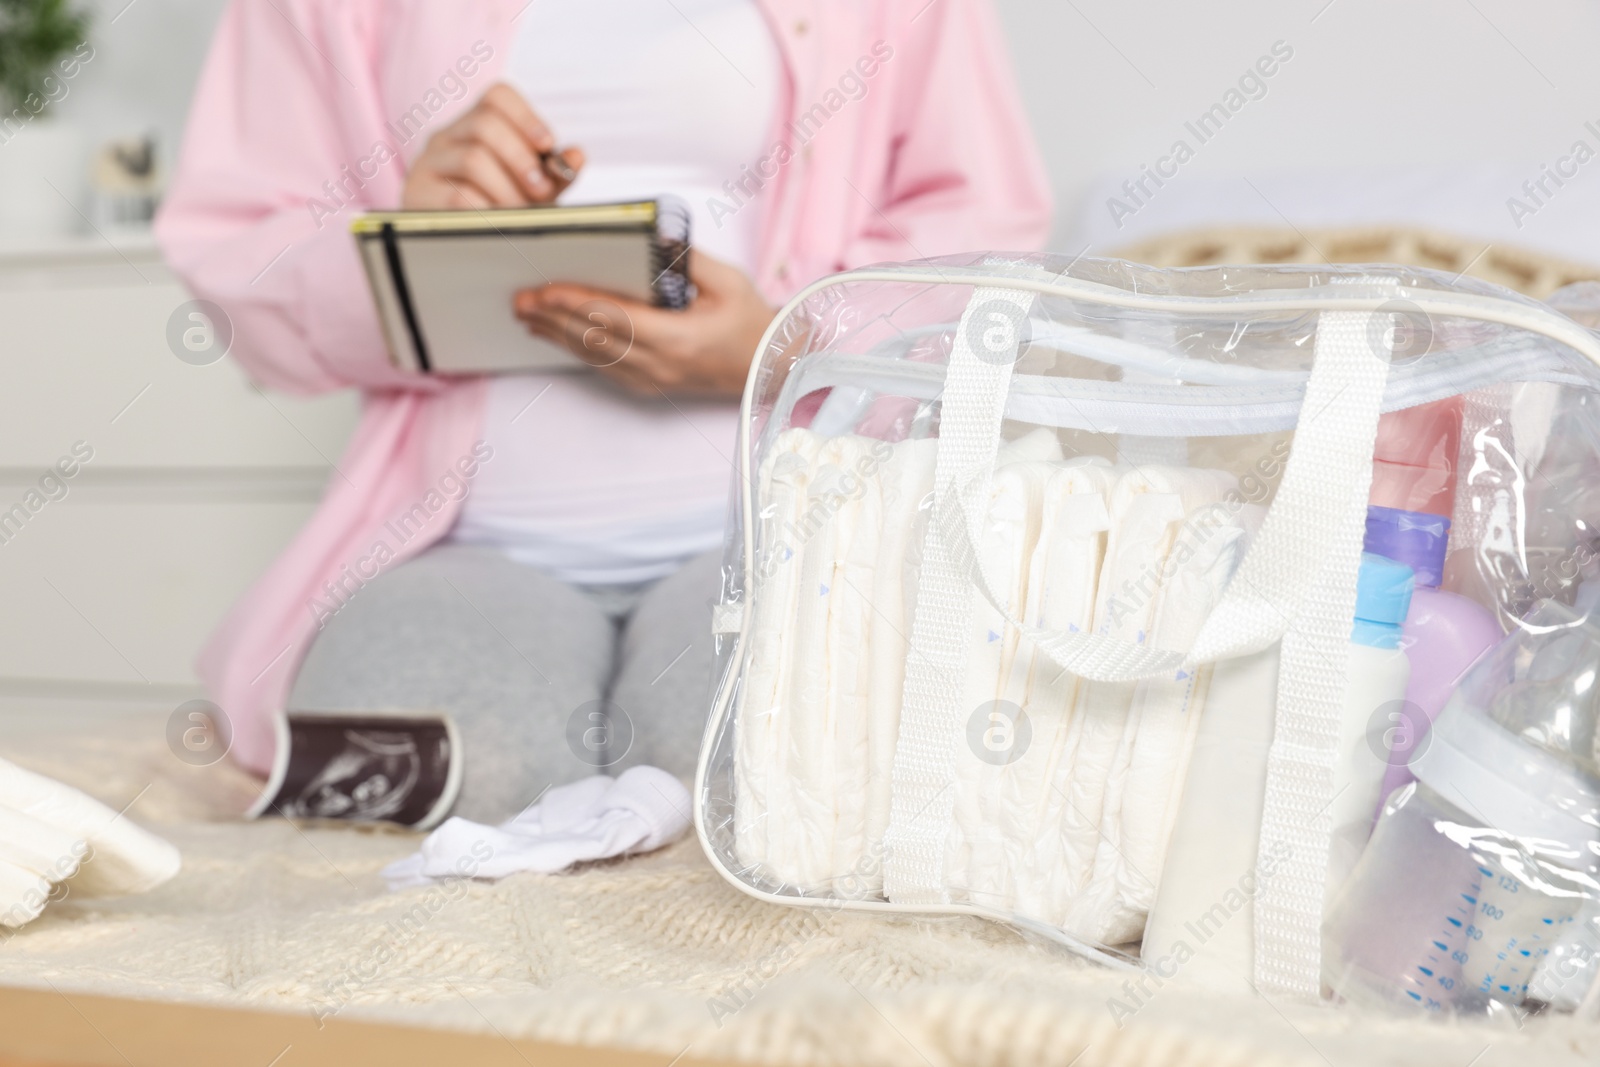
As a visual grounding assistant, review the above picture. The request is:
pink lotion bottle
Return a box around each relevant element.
[1370,397,1461,520]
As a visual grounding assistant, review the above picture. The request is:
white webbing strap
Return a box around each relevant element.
[883,287,1035,904]
[1252,299,1396,999]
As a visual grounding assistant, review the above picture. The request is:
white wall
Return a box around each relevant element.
[51,0,227,170]
[49,0,1600,260]
[992,0,1600,255]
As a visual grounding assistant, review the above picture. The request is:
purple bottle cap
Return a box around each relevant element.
[1365,505,1450,588]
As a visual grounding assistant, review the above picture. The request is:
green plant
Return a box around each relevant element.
[0,0,89,112]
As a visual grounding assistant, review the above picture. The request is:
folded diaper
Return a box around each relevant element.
[1055,467,1240,943]
[1004,460,1116,921]
[0,860,51,928]
[827,442,883,882]
[1081,502,1247,944]
[995,427,1066,467]
[735,428,821,875]
[947,460,1053,908]
[736,431,941,894]
[382,766,690,889]
[1118,511,1247,873]
[0,804,84,883]
[1043,483,1181,929]
[767,435,875,888]
[859,437,937,891]
[0,757,181,927]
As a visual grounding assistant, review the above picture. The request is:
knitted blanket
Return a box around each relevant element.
[2,707,1596,1067]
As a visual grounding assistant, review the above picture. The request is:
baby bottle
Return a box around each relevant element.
[1323,603,1600,1017]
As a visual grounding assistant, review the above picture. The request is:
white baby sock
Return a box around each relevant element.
[383,766,691,889]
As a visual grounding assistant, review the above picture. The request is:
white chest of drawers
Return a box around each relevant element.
[0,234,358,709]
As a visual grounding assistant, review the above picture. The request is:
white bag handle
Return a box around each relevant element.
[884,287,1038,905]
[885,283,1397,1001]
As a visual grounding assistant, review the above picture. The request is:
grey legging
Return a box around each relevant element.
[289,543,720,822]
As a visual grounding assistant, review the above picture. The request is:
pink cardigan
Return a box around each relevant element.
[157,0,1052,775]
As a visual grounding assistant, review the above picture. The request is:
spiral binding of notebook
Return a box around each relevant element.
[652,196,693,311]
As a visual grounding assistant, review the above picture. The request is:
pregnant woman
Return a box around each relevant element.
[157,0,1051,820]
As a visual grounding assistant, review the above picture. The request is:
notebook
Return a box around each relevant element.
[351,198,691,374]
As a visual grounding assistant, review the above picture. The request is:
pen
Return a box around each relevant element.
[539,149,577,185]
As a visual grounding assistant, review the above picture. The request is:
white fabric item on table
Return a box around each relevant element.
[959,431,1075,879]
[0,757,181,927]
[1126,500,1267,882]
[382,766,690,889]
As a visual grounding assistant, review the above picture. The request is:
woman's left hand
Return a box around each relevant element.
[513,252,776,399]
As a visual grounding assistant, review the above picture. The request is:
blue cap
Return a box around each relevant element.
[1365,505,1450,589]
[1352,552,1415,649]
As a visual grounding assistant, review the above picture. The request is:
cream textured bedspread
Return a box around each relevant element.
[1,705,1595,1067]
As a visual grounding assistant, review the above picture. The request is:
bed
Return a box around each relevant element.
[2,696,1598,1067]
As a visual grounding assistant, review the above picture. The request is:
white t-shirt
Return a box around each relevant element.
[448,0,781,584]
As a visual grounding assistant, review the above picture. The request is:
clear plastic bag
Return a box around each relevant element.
[694,254,1600,1015]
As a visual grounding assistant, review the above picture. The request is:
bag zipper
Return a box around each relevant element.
[780,333,1592,438]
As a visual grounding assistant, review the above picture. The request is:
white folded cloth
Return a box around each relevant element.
[0,756,181,928]
[381,766,691,889]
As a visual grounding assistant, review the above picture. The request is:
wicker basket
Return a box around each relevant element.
[1112,225,1599,300]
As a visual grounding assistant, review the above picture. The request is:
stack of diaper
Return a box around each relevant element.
[736,428,937,895]
[0,757,181,928]
[733,425,1258,946]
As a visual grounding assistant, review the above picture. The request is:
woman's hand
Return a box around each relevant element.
[513,252,776,399]
[401,83,585,210]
